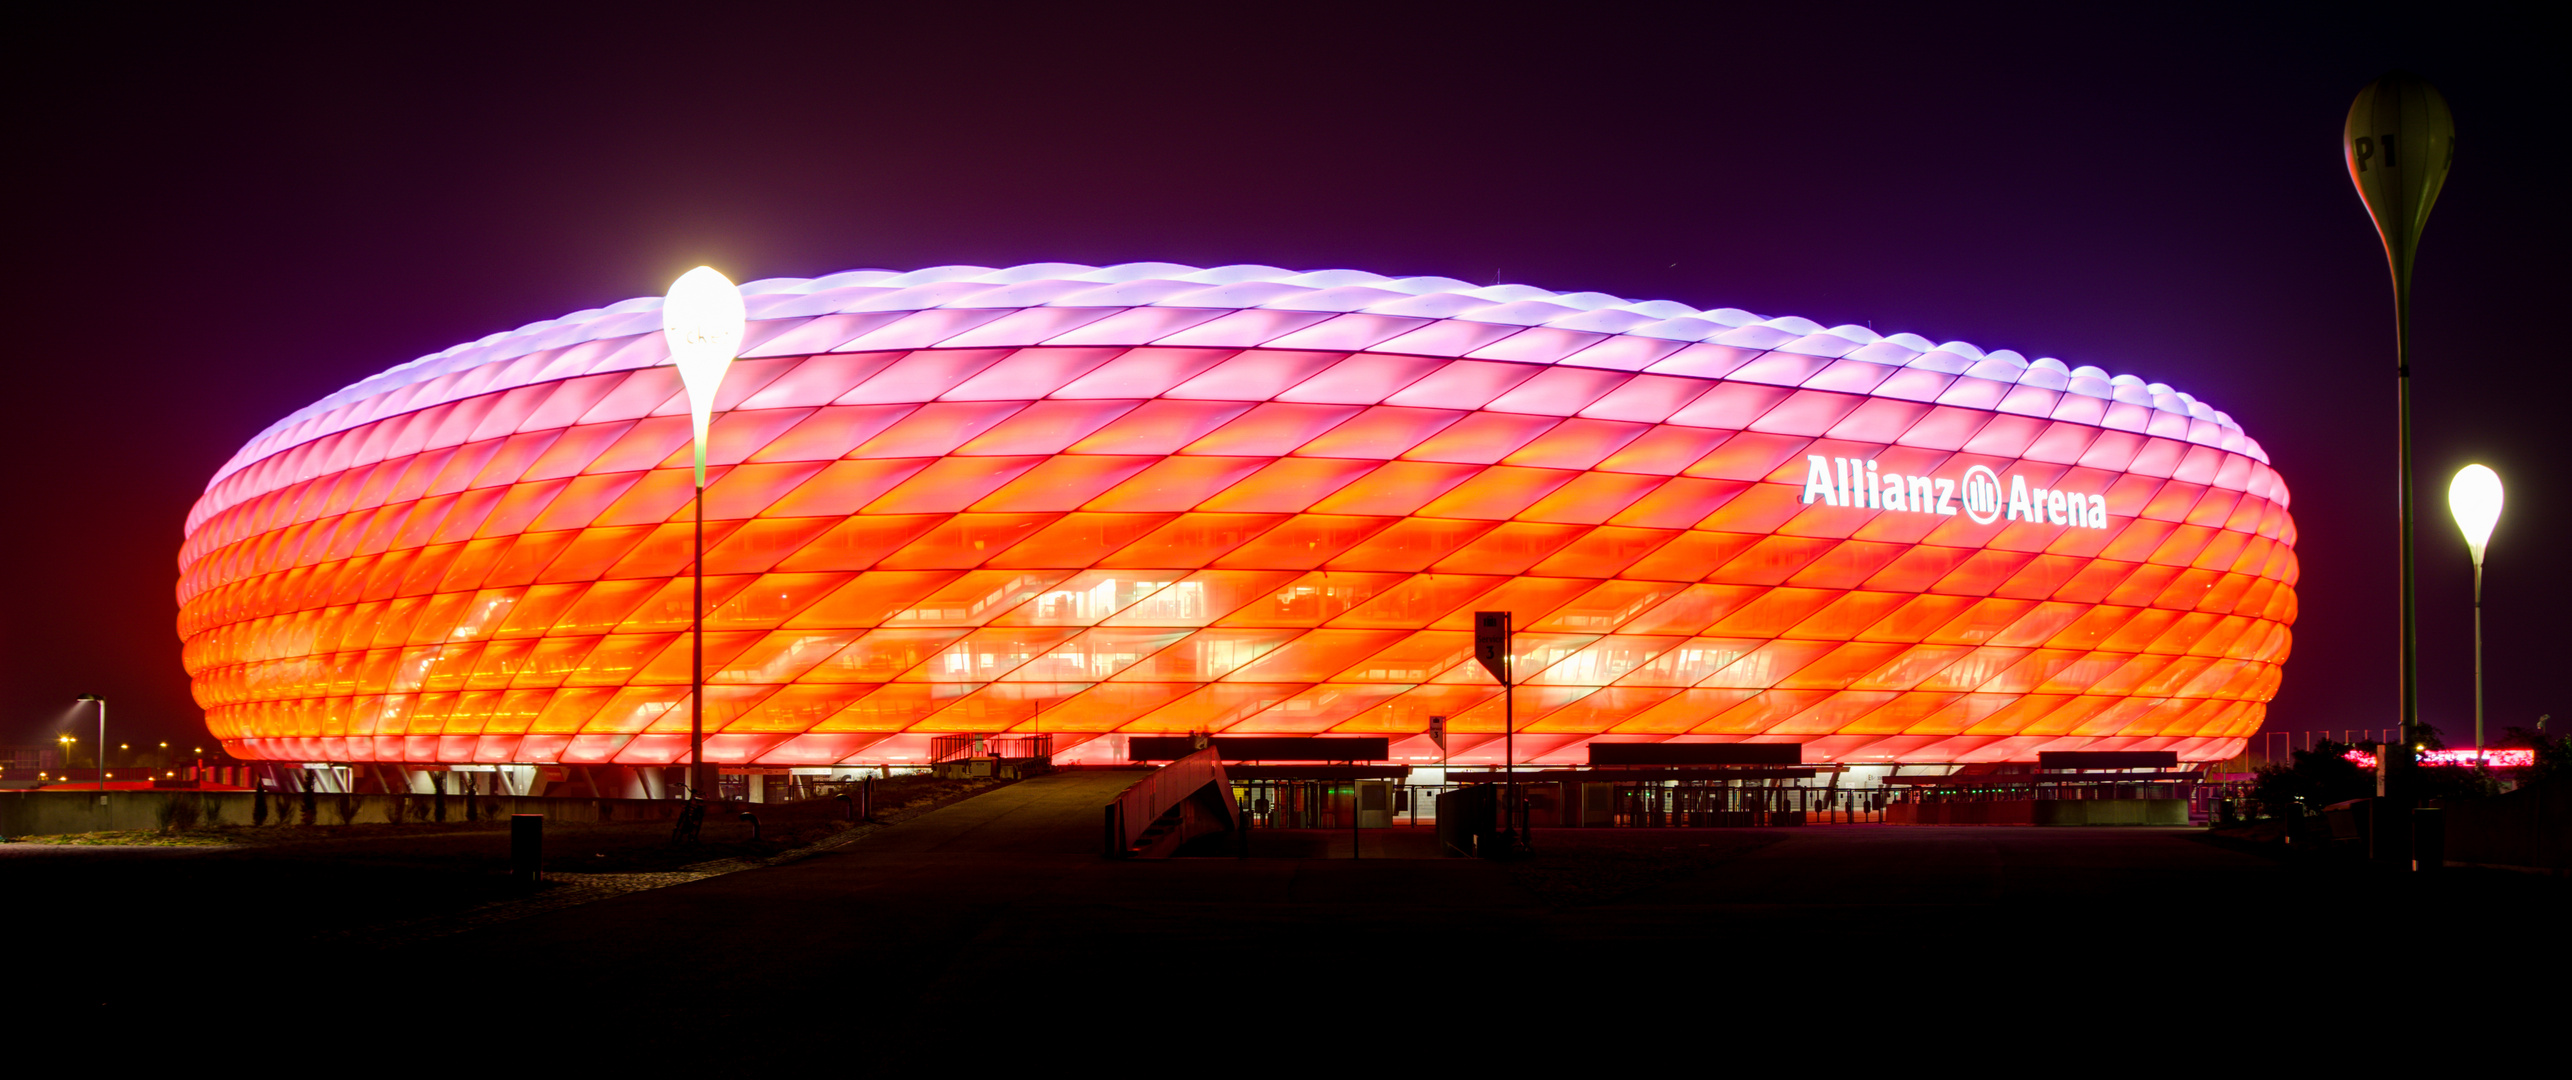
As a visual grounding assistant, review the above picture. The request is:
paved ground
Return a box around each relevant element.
[411,776,2564,1029]
[30,772,2566,1043]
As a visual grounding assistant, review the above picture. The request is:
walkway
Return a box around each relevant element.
[853,769,1142,854]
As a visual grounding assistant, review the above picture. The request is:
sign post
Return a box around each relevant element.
[2342,71,2454,798]
[1473,611,1513,847]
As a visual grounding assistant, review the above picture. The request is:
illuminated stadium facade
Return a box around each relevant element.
[177,263,2297,778]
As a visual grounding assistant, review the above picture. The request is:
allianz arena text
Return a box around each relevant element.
[176,263,2297,769]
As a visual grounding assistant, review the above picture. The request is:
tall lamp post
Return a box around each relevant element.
[2447,465,2503,756]
[662,266,746,803]
[75,695,105,807]
[2342,72,2455,787]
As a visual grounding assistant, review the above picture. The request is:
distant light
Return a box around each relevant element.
[2447,464,2503,565]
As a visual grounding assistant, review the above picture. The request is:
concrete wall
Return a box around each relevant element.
[2441,785,2569,871]
[0,790,683,837]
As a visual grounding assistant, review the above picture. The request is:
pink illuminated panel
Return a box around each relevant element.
[2343,748,2535,769]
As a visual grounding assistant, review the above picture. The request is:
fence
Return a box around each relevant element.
[2202,730,2405,775]
[929,733,1056,763]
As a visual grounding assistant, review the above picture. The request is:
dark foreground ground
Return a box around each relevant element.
[18,771,2564,1045]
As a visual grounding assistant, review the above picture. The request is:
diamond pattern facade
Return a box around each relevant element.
[176,263,2296,767]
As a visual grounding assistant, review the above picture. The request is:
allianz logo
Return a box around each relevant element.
[1800,455,2107,529]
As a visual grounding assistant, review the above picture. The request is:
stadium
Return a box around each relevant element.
[175,263,2297,794]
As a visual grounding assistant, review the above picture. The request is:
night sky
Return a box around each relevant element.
[9,3,2562,753]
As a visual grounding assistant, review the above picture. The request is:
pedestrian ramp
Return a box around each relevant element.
[857,771,1147,855]
[1103,747,1240,859]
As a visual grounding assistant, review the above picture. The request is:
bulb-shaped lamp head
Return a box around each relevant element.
[661,266,746,485]
[2447,463,2502,567]
[2344,72,2455,298]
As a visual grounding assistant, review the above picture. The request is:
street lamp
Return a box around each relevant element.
[662,266,745,804]
[75,695,105,805]
[2342,72,2455,783]
[2447,464,2503,754]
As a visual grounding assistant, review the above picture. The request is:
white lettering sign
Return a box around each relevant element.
[1800,455,2107,528]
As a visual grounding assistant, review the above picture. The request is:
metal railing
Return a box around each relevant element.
[929,733,1056,764]
[1104,746,1236,856]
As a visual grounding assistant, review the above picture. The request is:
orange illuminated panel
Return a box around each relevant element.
[180,265,2295,770]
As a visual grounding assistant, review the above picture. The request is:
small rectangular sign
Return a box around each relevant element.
[1473,611,1510,684]
[1428,715,1447,751]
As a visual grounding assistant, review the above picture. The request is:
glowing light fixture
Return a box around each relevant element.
[662,265,747,486]
[660,266,744,809]
[2447,463,2503,752]
[2447,464,2502,565]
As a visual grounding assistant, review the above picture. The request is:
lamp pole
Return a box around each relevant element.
[76,695,105,809]
[662,267,746,805]
[2342,72,2455,785]
[2448,465,2503,756]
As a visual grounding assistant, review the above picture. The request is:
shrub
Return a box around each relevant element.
[332,793,358,825]
[2249,740,2372,819]
[2498,726,2572,786]
[252,788,269,827]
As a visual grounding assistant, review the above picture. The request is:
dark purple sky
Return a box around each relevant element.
[8,2,2562,751]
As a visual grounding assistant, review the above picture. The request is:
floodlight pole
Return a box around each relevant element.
[2471,557,2483,754]
[2342,72,2453,793]
[663,265,744,808]
[2396,316,2419,752]
[692,453,708,802]
[77,695,105,813]
[1504,614,1515,849]
[2448,465,2502,762]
